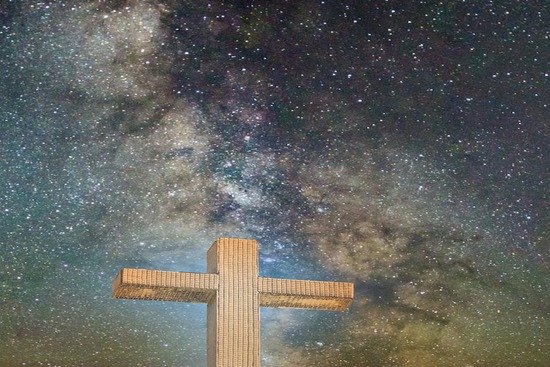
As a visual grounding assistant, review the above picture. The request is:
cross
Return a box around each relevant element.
[112,237,354,367]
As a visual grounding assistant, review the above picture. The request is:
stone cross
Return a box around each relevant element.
[112,237,354,367]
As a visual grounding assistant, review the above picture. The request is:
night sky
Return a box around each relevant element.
[0,1,548,366]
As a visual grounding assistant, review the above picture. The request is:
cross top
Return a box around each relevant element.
[113,237,354,367]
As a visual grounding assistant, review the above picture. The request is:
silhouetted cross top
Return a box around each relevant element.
[113,237,354,367]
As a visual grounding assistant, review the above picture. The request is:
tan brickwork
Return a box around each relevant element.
[112,268,218,303]
[259,277,353,310]
[207,238,260,367]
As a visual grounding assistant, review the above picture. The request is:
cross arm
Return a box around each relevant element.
[258,277,354,311]
[112,268,218,303]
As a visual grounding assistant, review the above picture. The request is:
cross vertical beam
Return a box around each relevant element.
[207,238,259,367]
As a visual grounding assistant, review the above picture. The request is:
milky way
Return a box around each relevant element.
[0,1,548,366]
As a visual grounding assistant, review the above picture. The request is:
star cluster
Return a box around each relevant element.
[0,1,548,366]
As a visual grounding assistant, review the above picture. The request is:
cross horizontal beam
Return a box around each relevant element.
[112,269,354,310]
[258,277,353,310]
[113,268,218,303]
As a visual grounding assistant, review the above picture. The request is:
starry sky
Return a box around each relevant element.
[0,1,548,366]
